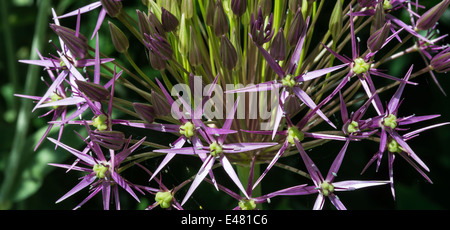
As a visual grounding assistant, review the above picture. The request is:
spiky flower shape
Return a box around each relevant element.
[14,0,450,210]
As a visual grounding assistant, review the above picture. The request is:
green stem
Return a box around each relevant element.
[124,51,160,90]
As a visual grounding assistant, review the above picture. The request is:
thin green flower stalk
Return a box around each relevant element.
[13,0,450,210]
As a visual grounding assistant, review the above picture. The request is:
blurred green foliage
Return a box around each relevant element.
[0,0,449,210]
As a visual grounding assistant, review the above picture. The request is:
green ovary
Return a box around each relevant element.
[387,139,403,153]
[347,120,359,133]
[50,93,63,109]
[93,164,109,179]
[92,114,108,131]
[281,74,296,88]
[179,121,195,138]
[383,0,393,10]
[155,191,173,209]
[352,58,370,75]
[320,181,335,197]
[239,199,256,210]
[383,114,397,129]
[287,126,304,145]
[209,141,223,157]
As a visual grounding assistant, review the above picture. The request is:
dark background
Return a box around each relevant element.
[0,0,449,210]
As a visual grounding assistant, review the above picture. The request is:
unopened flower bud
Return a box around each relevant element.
[289,0,301,13]
[50,24,88,59]
[133,102,155,123]
[220,35,238,70]
[270,28,287,61]
[149,50,167,70]
[100,0,122,18]
[75,80,110,102]
[371,2,386,32]
[250,7,274,46]
[288,8,306,47]
[231,0,247,17]
[137,10,152,41]
[367,21,391,52]
[181,0,194,19]
[430,47,450,73]
[329,0,343,41]
[144,33,173,60]
[148,12,165,37]
[205,0,215,27]
[260,0,272,18]
[284,95,301,117]
[108,21,129,53]
[178,13,190,57]
[189,26,202,66]
[161,7,179,32]
[213,0,230,36]
[416,0,450,31]
[91,130,125,150]
[151,89,171,116]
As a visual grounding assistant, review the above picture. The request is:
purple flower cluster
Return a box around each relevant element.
[15,0,450,210]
